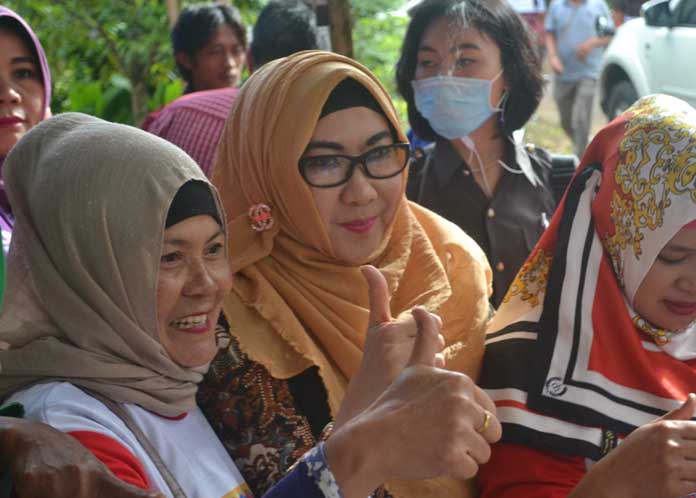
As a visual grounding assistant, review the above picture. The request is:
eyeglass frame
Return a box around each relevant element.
[298,142,411,188]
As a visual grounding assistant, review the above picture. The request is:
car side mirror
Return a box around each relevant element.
[642,0,674,27]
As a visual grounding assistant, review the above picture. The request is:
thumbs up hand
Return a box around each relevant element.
[326,348,501,498]
[570,394,696,498]
[409,307,446,368]
[334,266,445,428]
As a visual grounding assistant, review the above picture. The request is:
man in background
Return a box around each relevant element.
[145,0,319,176]
[172,3,247,93]
[545,0,613,157]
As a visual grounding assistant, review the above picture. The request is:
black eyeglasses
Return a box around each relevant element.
[298,143,411,188]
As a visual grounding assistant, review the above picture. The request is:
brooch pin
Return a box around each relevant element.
[248,203,274,232]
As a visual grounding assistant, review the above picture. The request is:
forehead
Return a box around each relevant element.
[0,25,35,58]
[204,23,241,47]
[309,107,391,144]
[419,15,496,53]
[664,226,696,251]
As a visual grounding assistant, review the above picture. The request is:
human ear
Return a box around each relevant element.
[175,52,195,71]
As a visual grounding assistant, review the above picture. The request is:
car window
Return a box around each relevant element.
[676,0,696,24]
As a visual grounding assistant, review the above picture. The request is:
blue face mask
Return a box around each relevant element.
[412,73,505,140]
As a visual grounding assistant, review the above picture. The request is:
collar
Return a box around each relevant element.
[432,139,541,188]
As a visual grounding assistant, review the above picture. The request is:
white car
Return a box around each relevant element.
[599,0,696,119]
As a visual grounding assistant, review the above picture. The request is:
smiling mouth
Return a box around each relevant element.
[0,116,24,127]
[339,217,378,234]
[663,300,696,317]
[169,313,210,333]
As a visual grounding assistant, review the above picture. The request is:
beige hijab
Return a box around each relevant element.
[0,113,223,417]
[214,52,491,496]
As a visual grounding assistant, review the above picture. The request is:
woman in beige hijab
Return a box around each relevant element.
[0,111,500,498]
[0,112,255,498]
[203,50,495,497]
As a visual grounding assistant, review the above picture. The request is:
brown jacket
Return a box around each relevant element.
[407,140,557,307]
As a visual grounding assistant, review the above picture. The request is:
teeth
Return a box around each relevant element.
[170,314,207,329]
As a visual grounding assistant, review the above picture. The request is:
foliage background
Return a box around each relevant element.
[4,0,408,125]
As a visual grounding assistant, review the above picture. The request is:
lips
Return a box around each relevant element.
[339,217,377,234]
[663,300,696,316]
[0,116,24,127]
[169,312,211,334]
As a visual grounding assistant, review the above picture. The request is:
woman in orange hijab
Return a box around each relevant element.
[202,50,493,498]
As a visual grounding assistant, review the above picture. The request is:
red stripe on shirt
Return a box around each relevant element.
[68,430,150,490]
[478,443,586,498]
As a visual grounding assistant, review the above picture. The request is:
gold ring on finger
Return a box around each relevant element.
[475,409,492,434]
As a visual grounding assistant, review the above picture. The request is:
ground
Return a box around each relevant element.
[525,67,608,156]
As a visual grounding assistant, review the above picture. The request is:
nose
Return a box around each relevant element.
[184,259,217,297]
[0,78,21,105]
[340,165,378,206]
[224,51,238,69]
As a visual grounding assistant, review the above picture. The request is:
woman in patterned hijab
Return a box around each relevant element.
[478,94,696,497]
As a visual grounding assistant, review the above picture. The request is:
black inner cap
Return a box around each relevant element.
[165,180,221,228]
[319,77,397,140]
[319,77,387,119]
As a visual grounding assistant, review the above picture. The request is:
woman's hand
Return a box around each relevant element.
[571,394,696,498]
[334,265,445,428]
[325,309,502,498]
[0,417,163,498]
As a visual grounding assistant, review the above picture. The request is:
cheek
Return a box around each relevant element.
[377,177,403,221]
[24,83,45,126]
[211,260,233,296]
[310,188,339,230]
[156,275,182,327]
[633,265,672,314]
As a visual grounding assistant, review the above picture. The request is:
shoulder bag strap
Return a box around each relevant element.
[79,388,188,498]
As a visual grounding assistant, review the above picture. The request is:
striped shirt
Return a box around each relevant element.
[143,87,239,177]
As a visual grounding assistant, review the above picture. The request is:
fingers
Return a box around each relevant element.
[472,386,503,443]
[447,448,482,481]
[361,265,392,327]
[0,340,9,351]
[659,393,696,422]
[407,307,443,367]
[464,420,493,465]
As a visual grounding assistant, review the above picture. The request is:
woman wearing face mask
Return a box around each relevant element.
[478,94,696,498]
[0,7,51,254]
[397,0,556,307]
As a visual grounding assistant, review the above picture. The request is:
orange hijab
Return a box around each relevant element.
[214,51,491,420]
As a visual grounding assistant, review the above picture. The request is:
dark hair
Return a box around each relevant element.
[395,0,543,141]
[250,0,318,68]
[172,3,247,83]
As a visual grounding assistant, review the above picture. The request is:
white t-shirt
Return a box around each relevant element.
[9,382,252,498]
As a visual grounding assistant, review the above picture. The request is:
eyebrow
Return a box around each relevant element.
[366,130,392,146]
[417,42,481,54]
[454,42,481,52]
[305,130,392,153]
[164,229,224,247]
[11,56,37,65]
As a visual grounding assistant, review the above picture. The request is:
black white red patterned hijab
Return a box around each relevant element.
[481,95,696,461]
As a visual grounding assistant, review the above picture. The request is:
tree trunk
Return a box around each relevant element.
[166,0,180,28]
[131,79,150,126]
[327,0,354,58]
